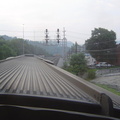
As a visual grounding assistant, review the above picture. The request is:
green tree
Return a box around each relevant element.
[0,37,50,60]
[9,39,24,55]
[85,28,117,64]
[0,38,16,60]
[69,53,87,75]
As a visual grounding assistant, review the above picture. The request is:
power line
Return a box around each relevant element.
[1,29,120,46]
[85,52,120,55]
[23,24,24,55]
[67,31,90,36]
[85,40,119,46]
[86,47,117,52]
[67,35,86,40]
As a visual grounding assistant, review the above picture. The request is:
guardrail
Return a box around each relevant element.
[96,68,120,76]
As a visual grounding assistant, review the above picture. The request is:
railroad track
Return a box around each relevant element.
[0,55,120,119]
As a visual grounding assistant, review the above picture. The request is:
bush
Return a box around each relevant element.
[62,62,68,69]
[87,69,96,80]
[69,53,87,75]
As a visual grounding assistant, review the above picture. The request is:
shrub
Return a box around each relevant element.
[87,69,96,80]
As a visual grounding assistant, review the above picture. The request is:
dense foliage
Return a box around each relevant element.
[0,37,50,60]
[63,53,87,76]
[85,28,117,64]
[87,69,96,80]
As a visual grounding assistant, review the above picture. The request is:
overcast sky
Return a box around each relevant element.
[0,0,120,44]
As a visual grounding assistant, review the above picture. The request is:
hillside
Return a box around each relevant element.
[0,36,50,60]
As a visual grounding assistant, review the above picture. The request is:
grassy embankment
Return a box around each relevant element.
[87,68,120,96]
[94,83,120,96]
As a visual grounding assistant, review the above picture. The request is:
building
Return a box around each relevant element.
[85,53,96,66]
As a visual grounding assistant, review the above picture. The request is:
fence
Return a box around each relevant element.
[96,68,120,77]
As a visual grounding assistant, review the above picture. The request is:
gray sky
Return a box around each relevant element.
[0,0,120,44]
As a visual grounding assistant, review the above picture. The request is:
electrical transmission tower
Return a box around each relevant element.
[44,28,67,59]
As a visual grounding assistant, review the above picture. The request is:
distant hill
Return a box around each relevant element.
[0,35,74,47]
[0,35,17,40]
[0,36,51,60]
[0,35,72,56]
[67,41,74,47]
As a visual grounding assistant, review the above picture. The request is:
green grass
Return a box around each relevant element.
[94,83,120,96]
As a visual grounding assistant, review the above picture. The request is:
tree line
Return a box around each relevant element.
[85,28,117,64]
[0,37,50,60]
[63,27,117,79]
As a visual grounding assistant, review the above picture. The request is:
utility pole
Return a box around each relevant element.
[33,31,35,55]
[63,27,67,61]
[34,31,35,41]
[75,42,77,54]
[23,24,24,55]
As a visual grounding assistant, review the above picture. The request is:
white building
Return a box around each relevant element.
[85,53,96,66]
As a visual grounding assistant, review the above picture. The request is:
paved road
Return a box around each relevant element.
[91,74,120,92]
